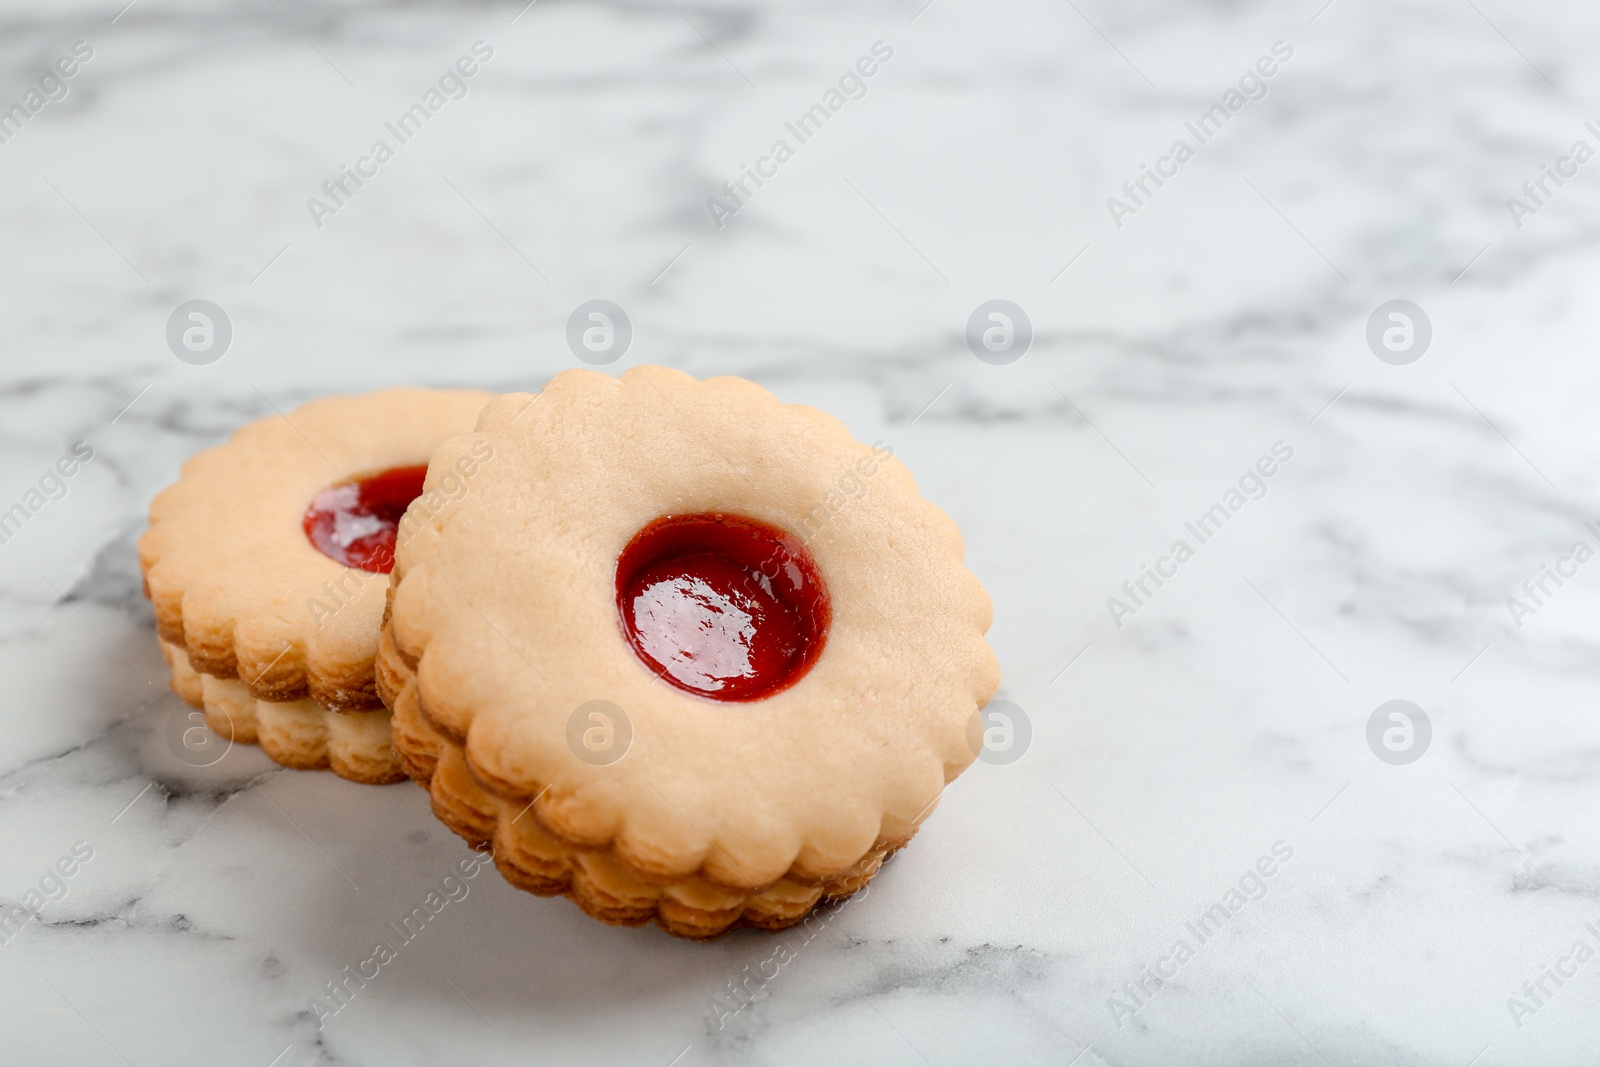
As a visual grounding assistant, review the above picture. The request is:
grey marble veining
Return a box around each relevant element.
[3,0,1600,1063]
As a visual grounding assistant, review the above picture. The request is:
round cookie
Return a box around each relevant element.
[379,366,999,935]
[140,387,496,783]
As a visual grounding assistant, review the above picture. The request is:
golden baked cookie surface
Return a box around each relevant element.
[139,387,494,783]
[385,366,999,931]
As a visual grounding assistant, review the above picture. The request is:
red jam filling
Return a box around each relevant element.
[302,465,429,573]
[615,513,829,701]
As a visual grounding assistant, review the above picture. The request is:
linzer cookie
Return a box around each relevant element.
[377,366,998,936]
[140,388,494,783]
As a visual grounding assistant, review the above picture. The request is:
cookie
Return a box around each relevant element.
[379,366,999,936]
[140,387,495,784]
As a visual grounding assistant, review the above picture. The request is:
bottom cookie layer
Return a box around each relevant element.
[161,640,404,785]
[376,631,894,939]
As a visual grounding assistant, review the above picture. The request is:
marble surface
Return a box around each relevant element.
[3,0,1600,1063]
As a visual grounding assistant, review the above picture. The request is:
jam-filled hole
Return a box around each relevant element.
[614,513,830,701]
[302,465,429,574]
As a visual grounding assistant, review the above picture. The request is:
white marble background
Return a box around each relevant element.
[2,0,1599,1063]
